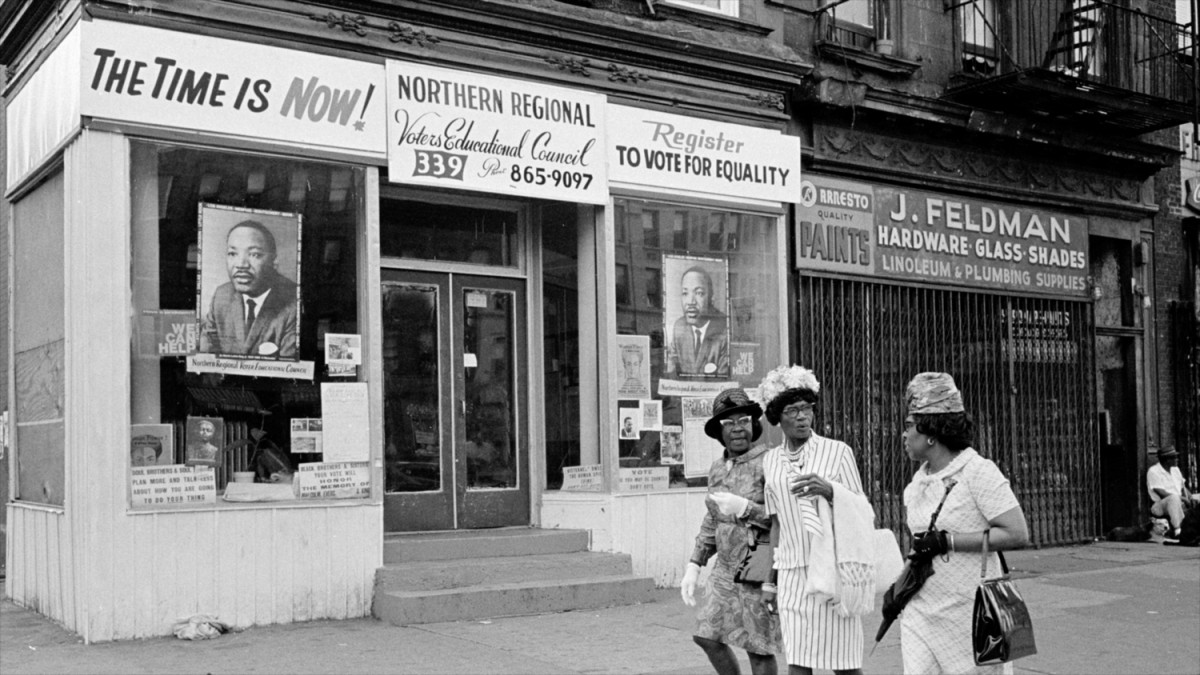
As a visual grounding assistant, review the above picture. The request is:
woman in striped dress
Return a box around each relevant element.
[758,365,865,675]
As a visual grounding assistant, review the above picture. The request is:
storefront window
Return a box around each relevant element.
[614,197,780,488]
[128,141,363,508]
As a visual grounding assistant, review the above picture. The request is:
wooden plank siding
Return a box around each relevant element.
[5,505,75,631]
[1,130,384,643]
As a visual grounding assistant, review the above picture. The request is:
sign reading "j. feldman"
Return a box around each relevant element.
[795,175,1090,298]
[386,61,607,204]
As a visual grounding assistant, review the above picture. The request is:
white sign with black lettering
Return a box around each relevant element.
[131,465,216,507]
[386,61,607,203]
[617,466,669,492]
[607,104,800,203]
[561,464,603,492]
[297,461,371,499]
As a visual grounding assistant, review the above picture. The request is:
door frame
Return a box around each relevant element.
[378,187,536,531]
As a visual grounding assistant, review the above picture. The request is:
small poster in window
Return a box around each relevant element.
[322,383,370,462]
[131,424,174,467]
[184,416,224,467]
[663,254,730,380]
[681,396,724,478]
[640,400,663,432]
[290,418,324,455]
[618,466,670,492]
[196,203,302,361]
[297,461,371,499]
[561,464,603,491]
[660,425,683,465]
[131,466,216,507]
[731,342,759,378]
[137,310,198,357]
[325,333,362,365]
[616,335,651,399]
[618,407,640,440]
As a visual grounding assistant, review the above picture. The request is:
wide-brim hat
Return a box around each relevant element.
[705,388,763,441]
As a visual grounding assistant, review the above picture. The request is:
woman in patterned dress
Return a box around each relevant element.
[899,372,1030,674]
[681,388,781,675]
[758,365,866,675]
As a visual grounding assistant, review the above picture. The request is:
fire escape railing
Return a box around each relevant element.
[946,0,1196,108]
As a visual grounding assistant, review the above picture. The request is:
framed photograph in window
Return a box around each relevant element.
[662,254,730,379]
[196,204,302,361]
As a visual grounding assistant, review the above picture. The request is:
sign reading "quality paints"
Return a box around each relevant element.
[386,61,607,204]
[607,105,801,203]
[80,20,386,156]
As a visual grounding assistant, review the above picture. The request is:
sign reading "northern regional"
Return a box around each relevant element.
[795,175,1090,298]
[386,61,607,204]
[607,105,801,203]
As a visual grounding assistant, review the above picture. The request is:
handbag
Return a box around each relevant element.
[973,529,1037,665]
[733,526,773,586]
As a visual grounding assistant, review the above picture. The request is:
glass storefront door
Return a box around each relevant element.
[382,271,528,530]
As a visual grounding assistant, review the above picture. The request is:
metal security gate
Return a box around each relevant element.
[796,275,1099,547]
[1172,300,1200,493]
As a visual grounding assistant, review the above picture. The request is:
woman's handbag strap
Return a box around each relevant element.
[979,528,1010,579]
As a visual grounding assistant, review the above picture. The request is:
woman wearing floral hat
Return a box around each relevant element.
[680,387,781,675]
[757,365,867,675]
[899,372,1029,674]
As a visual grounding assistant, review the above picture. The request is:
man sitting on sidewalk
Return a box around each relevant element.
[1147,447,1197,541]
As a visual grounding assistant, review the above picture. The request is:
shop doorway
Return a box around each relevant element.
[381,271,529,531]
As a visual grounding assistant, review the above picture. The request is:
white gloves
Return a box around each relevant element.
[708,491,751,518]
[681,562,701,606]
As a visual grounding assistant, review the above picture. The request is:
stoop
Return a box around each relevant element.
[372,527,659,625]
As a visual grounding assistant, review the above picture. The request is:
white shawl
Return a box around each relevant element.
[803,482,878,617]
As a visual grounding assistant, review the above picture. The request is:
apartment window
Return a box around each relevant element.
[826,0,889,51]
[960,0,998,75]
[660,0,738,18]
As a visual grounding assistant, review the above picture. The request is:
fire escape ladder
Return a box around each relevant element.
[1042,0,1106,76]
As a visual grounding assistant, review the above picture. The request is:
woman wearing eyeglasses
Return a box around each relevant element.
[758,365,866,675]
[681,388,781,675]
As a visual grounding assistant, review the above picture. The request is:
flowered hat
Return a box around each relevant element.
[704,388,763,441]
[906,372,964,415]
[754,364,820,409]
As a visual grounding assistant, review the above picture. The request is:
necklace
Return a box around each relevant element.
[784,438,808,472]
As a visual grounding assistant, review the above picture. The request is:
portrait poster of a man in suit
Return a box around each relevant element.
[662,255,730,379]
[197,204,302,360]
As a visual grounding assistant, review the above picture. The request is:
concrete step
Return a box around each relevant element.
[375,551,636,592]
[383,527,589,564]
[372,574,659,626]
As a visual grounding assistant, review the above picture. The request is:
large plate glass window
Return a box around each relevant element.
[128,141,364,508]
[604,198,780,489]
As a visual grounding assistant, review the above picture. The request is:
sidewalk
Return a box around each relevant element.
[2,541,1197,675]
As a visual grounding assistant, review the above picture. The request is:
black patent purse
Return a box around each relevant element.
[972,529,1037,665]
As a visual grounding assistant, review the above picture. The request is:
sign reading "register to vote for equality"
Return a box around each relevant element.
[607,105,801,204]
[386,61,607,204]
[795,175,1090,298]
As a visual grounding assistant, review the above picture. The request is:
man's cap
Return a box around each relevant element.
[906,372,965,415]
[705,388,763,442]
[1157,446,1179,459]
